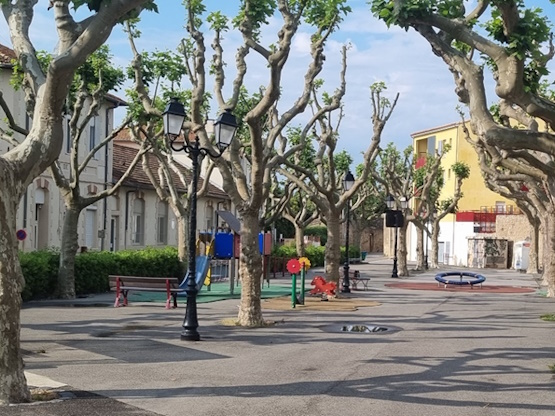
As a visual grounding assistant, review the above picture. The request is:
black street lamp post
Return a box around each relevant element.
[341,171,355,293]
[163,98,238,341]
[386,195,407,278]
[392,224,399,278]
[424,217,430,270]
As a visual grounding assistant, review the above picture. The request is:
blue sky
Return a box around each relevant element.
[1,0,554,166]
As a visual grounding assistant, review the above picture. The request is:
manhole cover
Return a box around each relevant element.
[320,323,400,335]
[342,325,388,333]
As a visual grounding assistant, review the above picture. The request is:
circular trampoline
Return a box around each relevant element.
[435,272,486,289]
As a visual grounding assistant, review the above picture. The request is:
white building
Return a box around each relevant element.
[0,43,231,253]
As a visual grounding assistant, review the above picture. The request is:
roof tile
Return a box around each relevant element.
[0,43,16,66]
[113,143,228,199]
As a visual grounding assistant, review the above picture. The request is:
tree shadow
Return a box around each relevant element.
[82,346,555,412]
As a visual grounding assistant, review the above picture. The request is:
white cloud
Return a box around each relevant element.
[291,32,312,55]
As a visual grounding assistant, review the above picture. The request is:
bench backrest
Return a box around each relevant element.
[108,276,180,290]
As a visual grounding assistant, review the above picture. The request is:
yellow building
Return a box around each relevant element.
[410,121,518,266]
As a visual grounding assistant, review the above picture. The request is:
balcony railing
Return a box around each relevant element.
[457,205,521,233]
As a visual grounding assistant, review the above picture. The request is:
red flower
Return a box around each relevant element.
[286,259,301,274]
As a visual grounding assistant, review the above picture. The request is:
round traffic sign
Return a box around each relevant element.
[16,229,27,241]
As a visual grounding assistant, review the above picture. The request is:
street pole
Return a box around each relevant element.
[392,225,398,278]
[424,222,429,270]
[342,199,351,293]
[163,98,238,342]
[181,138,200,341]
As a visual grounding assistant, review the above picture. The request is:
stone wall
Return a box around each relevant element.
[494,214,533,242]
[360,226,384,253]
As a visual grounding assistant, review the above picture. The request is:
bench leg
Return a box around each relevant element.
[165,293,178,309]
[123,290,129,307]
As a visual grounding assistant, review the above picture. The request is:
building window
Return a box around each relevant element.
[206,203,214,230]
[427,135,436,155]
[89,116,98,156]
[444,241,451,264]
[132,198,145,245]
[157,201,168,244]
[65,117,71,153]
[85,207,97,248]
[34,188,48,250]
[495,201,506,213]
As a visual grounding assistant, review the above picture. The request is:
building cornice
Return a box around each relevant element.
[411,121,467,138]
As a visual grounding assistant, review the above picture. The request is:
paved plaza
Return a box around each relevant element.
[8,254,555,415]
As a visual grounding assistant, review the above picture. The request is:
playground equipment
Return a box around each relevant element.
[177,232,229,297]
[178,256,211,293]
[434,272,486,288]
[286,257,312,308]
[309,276,337,297]
[197,232,215,286]
[287,259,301,308]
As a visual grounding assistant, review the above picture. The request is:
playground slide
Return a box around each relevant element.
[178,255,212,293]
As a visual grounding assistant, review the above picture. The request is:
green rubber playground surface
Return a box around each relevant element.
[128,280,292,304]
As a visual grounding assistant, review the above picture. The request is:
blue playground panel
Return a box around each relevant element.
[435,271,486,288]
[214,233,234,259]
[214,232,271,258]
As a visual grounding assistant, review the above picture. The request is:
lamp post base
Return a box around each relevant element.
[181,286,200,341]
[392,257,398,278]
[181,330,200,341]
[341,264,351,293]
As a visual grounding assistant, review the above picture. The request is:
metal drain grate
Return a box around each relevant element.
[341,325,388,333]
[320,323,400,335]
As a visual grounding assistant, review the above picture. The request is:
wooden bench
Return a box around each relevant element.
[109,275,183,309]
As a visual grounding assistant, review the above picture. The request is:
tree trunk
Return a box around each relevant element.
[0,175,31,405]
[398,223,409,276]
[57,206,81,299]
[541,211,555,297]
[324,214,341,283]
[527,219,540,274]
[430,222,440,269]
[414,225,424,271]
[294,224,305,257]
[237,211,264,326]
[176,215,187,276]
[351,217,361,250]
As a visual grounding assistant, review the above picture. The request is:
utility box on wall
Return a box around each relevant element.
[513,240,530,271]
